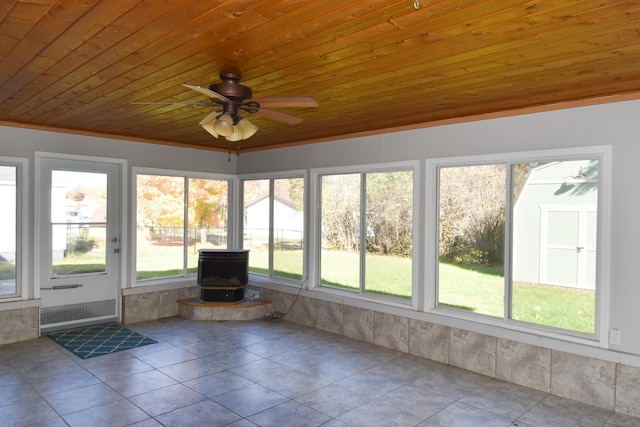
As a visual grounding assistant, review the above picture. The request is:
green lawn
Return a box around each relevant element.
[50,237,220,280]
[512,281,595,333]
[438,261,595,334]
[247,246,304,281]
[317,249,412,298]
[52,246,107,275]
[136,239,221,280]
[437,262,504,315]
[54,239,594,333]
[248,247,413,298]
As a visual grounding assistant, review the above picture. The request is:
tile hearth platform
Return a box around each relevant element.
[177,298,273,321]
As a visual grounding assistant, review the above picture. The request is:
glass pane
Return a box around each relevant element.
[365,171,413,299]
[511,160,597,334]
[51,170,107,276]
[438,164,506,316]
[273,178,304,280]
[136,174,185,280]
[320,174,360,291]
[52,224,107,275]
[0,166,17,295]
[243,179,270,275]
[187,178,229,274]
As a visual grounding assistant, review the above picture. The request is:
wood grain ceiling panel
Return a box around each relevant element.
[1,0,640,153]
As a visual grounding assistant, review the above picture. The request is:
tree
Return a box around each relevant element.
[136,175,229,229]
[188,178,228,228]
[321,171,414,256]
[276,178,304,212]
[136,175,185,229]
[439,165,506,265]
[365,171,413,256]
[321,174,361,252]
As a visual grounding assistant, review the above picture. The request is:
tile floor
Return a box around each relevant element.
[1,317,639,427]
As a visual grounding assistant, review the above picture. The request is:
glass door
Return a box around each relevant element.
[39,157,120,331]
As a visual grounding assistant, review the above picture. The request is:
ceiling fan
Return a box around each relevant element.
[134,71,318,143]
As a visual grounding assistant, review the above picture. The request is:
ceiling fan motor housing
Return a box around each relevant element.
[209,72,252,102]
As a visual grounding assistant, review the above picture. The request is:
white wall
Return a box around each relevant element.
[0,126,235,171]
[237,99,640,358]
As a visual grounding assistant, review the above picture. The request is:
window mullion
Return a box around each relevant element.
[183,177,189,277]
[360,174,366,294]
[504,163,514,322]
[268,179,275,276]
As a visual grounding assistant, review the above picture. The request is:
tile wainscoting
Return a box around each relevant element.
[252,286,640,419]
[122,286,198,324]
[0,306,39,345]
[57,284,640,419]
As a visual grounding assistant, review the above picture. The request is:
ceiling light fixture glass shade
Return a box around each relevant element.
[199,111,219,138]
[201,122,219,138]
[199,112,259,142]
[213,113,235,137]
[236,117,258,140]
[227,125,241,142]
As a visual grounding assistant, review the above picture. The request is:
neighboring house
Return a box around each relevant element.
[513,159,598,290]
[244,194,303,246]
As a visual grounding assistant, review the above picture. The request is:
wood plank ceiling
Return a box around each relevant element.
[1,0,640,153]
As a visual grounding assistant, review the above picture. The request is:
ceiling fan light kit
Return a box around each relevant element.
[200,111,259,142]
[135,72,317,147]
[179,72,317,145]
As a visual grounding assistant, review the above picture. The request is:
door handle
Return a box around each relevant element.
[42,284,83,290]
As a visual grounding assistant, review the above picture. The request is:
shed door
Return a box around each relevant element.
[540,207,596,289]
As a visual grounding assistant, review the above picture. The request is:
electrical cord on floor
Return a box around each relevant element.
[263,278,307,322]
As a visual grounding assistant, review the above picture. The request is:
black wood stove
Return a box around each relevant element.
[197,249,249,302]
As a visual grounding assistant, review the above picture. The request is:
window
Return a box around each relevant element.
[242,175,304,281]
[51,170,108,276]
[0,162,22,298]
[435,148,609,337]
[316,166,415,301]
[135,171,230,282]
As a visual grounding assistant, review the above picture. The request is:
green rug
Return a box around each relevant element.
[47,323,157,359]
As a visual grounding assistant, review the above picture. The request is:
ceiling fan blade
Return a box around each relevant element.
[182,83,230,102]
[250,96,318,108]
[130,101,214,106]
[255,108,303,125]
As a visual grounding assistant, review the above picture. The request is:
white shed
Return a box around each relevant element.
[513,159,598,290]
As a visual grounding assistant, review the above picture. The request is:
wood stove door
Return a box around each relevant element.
[37,156,121,331]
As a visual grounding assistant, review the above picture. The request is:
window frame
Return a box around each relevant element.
[132,167,235,287]
[0,157,28,301]
[426,146,612,346]
[239,169,307,286]
[310,161,419,307]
